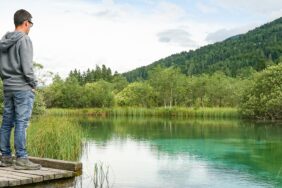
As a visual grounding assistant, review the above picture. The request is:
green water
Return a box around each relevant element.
[28,116,282,187]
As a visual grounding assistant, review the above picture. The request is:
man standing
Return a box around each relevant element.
[0,9,41,170]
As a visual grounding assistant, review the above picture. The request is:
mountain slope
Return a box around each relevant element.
[123,17,282,82]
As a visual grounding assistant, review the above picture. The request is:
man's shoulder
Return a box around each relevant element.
[17,35,32,47]
[18,34,32,43]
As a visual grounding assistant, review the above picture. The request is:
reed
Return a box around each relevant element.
[47,107,239,119]
[93,162,110,188]
[26,115,83,160]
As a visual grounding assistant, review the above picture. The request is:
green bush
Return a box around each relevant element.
[116,82,155,107]
[84,80,114,107]
[32,89,46,115]
[240,63,282,120]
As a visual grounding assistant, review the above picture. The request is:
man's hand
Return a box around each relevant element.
[32,88,36,93]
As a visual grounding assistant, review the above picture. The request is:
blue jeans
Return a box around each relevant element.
[0,90,35,158]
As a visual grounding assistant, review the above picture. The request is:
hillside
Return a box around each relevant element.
[123,17,282,82]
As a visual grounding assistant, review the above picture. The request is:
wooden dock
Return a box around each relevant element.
[0,156,82,187]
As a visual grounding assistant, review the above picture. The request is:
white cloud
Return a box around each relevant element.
[157,29,198,47]
[215,0,282,16]
[196,2,218,14]
[206,24,258,42]
[269,8,282,20]
[154,1,187,20]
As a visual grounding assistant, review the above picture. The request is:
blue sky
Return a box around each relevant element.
[0,0,281,81]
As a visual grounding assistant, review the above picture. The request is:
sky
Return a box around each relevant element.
[0,0,282,79]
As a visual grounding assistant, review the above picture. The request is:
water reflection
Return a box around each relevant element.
[70,117,282,187]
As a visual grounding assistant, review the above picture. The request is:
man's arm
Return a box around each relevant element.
[19,36,38,89]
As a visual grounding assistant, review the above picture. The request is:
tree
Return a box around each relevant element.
[84,80,114,107]
[33,62,53,87]
[111,74,129,94]
[240,63,282,119]
[148,66,186,108]
[32,90,46,114]
[188,74,209,107]
[42,74,64,108]
[206,72,234,107]
[116,82,155,107]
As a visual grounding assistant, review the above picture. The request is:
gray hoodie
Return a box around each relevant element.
[0,31,38,91]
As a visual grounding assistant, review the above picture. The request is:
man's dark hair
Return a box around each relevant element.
[14,9,32,27]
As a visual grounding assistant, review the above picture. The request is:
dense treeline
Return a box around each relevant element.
[123,17,282,82]
[43,64,125,108]
[41,62,281,119]
[68,64,114,85]
[43,65,247,108]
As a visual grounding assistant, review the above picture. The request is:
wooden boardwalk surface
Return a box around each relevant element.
[0,156,82,187]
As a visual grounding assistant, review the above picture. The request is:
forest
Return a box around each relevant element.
[123,17,282,82]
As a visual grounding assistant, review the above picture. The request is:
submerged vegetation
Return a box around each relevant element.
[93,162,111,188]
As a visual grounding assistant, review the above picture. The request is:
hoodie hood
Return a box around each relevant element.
[0,31,25,52]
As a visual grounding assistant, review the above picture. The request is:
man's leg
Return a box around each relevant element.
[0,91,15,157]
[13,90,41,170]
[0,91,15,167]
[13,90,34,158]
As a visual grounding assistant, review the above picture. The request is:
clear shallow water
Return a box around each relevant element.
[74,117,282,188]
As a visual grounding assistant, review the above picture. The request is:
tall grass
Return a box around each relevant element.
[47,107,239,119]
[26,115,83,161]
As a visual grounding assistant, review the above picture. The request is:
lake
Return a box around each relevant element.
[27,115,282,188]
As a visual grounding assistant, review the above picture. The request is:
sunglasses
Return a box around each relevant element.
[28,21,33,28]
[26,18,33,27]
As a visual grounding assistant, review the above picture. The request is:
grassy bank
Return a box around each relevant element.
[26,115,83,160]
[46,107,239,119]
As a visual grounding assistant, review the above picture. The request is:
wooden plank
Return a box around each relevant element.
[0,167,75,187]
[29,156,82,172]
[0,169,43,183]
[1,167,74,181]
[0,177,9,187]
[41,167,74,178]
[0,155,80,187]
[0,172,32,185]
[0,174,21,187]
[2,167,55,181]
[15,177,75,188]
[38,167,73,179]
